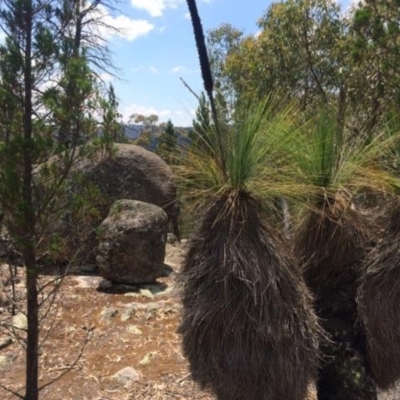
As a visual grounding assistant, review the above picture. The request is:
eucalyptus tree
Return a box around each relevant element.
[350,0,400,135]
[208,0,347,109]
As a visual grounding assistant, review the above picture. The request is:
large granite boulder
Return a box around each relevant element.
[54,143,179,263]
[76,143,179,229]
[96,200,168,284]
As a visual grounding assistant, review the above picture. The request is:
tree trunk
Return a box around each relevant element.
[316,314,378,400]
[25,258,39,400]
[22,1,39,399]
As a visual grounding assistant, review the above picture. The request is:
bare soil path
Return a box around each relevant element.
[0,241,398,399]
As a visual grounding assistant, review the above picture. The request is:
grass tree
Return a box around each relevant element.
[357,115,400,391]
[290,109,398,399]
[177,95,321,400]
[183,4,320,400]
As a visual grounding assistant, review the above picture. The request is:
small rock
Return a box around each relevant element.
[12,313,27,330]
[100,307,118,322]
[121,307,135,322]
[112,366,140,388]
[126,325,142,335]
[138,352,157,366]
[0,352,16,369]
[123,300,166,312]
[66,326,77,334]
[74,275,102,289]
[167,232,178,245]
[0,337,12,350]
[0,355,7,367]
[147,301,166,311]
[139,289,154,299]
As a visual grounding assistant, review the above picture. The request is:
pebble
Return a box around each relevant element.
[112,366,140,387]
[126,325,142,335]
[0,352,16,369]
[138,352,157,366]
[120,307,135,322]
[139,289,154,299]
[12,313,27,330]
[100,307,118,322]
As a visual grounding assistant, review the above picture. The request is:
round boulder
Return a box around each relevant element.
[49,143,179,264]
[96,200,168,284]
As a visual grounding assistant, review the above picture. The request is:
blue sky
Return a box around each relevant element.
[100,0,271,127]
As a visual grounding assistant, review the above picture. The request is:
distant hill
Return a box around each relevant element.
[123,124,192,152]
[123,124,144,140]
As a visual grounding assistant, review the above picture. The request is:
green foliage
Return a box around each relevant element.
[0,1,121,397]
[98,84,126,145]
[133,129,152,148]
[156,119,178,163]
[130,113,160,149]
[178,95,304,210]
[207,0,400,134]
[289,108,399,198]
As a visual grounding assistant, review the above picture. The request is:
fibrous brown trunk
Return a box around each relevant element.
[295,197,378,400]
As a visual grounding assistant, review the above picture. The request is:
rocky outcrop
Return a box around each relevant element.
[53,144,179,263]
[96,200,168,284]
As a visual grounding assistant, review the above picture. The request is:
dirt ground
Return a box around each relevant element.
[0,240,399,400]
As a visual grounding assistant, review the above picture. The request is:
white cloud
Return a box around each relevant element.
[101,15,154,41]
[87,5,154,42]
[184,12,190,19]
[171,66,186,73]
[149,66,159,73]
[130,0,183,17]
[99,72,114,82]
[121,104,194,126]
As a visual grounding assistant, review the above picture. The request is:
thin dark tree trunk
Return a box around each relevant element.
[22,1,39,399]
[9,263,17,316]
[25,256,39,400]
